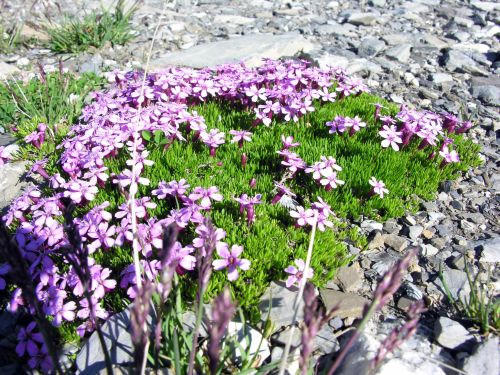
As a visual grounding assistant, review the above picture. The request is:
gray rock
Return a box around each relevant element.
[226,322,270,366]
[421,243,439,256]
[320,289,369,319]
[367,231,386,250]
[314,324,340,354]
[384,234,409,252]
[329,316,343,330]
[79,54,103,74]
[335,264,362,292]
[383,220,402,234]
[434,317,474,350]
[385,44,412,63]
[443,49,488,76]
[76,309,135,374]
[213,15,255,26]
[151,33,314,69]
[431,73,454,84]
[0,161,29,210]
[361,219,383,232]
[0,62,20,78]
[346,13,378,26]
[435,267,471,300]
[357,38,386,57]
[478,237,500,263]
[462,337,499,375]
[428,211,446,223]
[470,0,498,12]
[406,225,423,241]
[259,281,304,331]
[472,85,500,105]
[272,326,301,346]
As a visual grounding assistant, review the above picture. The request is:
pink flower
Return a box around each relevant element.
[189,186,223,209]
[379,125,403,151]
[201,128,225,157]
[369,177,389,198]
[290,206,316,227]
[229,130,253,148]
[285,259,314,288]
[319,169,345,191]
[213,244,251,281]
[439,146,460,164]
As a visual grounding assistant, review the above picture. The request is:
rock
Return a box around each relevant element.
[329,316,343,330]
[79,54,103,74]
[406,225,423,241]
[226,322,270,366]
[472,85,500,105]
[434,317,474,350]
[421,243,439,256]
[428,211,445,223]
[272,326,301,346]
[0,62,20,78]
[335,264,362,292]
[450,254,466,270]
[422,34,449,49]
[462,337,499,375]
[361,219,383,232]
[357,38,386,57]
[431,73,453,84]
[0,161,29,210]
[383,220,402,234]
[336,321,447,375]
[76,309,135,374]
[316,54,349,70]
[320,289,369,319]
[259,281,304,331]
[435,267,470,300]
[384,234,409,252]
[151,33,314,69]
[385,44,412,63]
[346,13,378,26]
[213,15,255,26]
[314,324,340,354]
[20,24,49,42]
[443,49,488,76]
[478,237,500,263]
[367,231,386,250]
[470,1,498,12]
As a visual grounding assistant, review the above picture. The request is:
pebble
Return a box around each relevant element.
[434,317,474,350]
[320,289,369,319]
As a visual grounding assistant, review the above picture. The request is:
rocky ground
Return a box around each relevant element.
[0,0,499,374]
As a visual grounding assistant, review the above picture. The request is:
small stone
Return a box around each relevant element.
[407,225,423,241]
[478,237,500,263]
[272,326,300,346]
[329,316,344,330]
[320,290,369,319]
[385,44,412,63]
[450,254,466,270]
[472,85,500,105]
[213,15,256,26]
[431,73,454,84]
[360,219,383,232]
[346,13,378,26]
[421,243,439,256]
[397,297,414,311]
[462,337,499,375]
[384,234,409,252]
[435,267,470,300]
[367,231,386,250]
[314,324,340,354]
[443,49,488,76]
[383,219,402,234]
[422,229,434,239]
[357,37,386,57]
[335,264,362,292]
[428,211,445,223]
[434,317,474,350]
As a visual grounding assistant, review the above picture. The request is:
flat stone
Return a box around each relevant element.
[226,322,270,366]
[259,281,304,331]
[385,44,412,63]
[367,231,386,250]
[360,219,383,232]
[335,264,362,292]
[0,62,20,78]
[346,13,378,26]
[213,15,256,26]
[435,267,470,300]
[422,34,449,49]
[384,234,409,252]
[0,161,29,210]
[320,289,369,319]
[431,73,453,84]
[151,33,314,69]
[478,237,500,263]
[443,49,488,76]
[314,324,340,354]
[434,317,474,350]
[462,337,499,375]
[421,243,439,256]
[472,85,500,105]
[470,1,498,12]
[357,37,386,57]
[76,309,135,374]
[407,225,423,241]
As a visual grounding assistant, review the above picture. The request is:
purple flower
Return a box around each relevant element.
[290,206,316,227]
[319,169,345,191]
[201,128,225,157]
[281,135,300,150]
[189,186,223,209]
[369,177,389,198]
[379,125,403,151]
[229,130,253,148]
[16,322,44,357]
[213,244,250,281]
[0,263,10,290]
[439,146,460,166]
[234,193,262,225]
[285,259,314,288]
[0,146,12,166]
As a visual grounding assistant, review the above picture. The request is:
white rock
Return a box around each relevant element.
[213,15,256,26]
[434,317,474,350]
[226,322,270,366]
[151,33,314,69]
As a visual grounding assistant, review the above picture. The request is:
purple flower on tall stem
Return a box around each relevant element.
[234,193,262,225]
[285,259,314,288]
[212,244,250,281]
[201,128,225,157]
[28,159,50,180]
[230,130,253,148]
[373,103,383,121]
[272,181,296,204]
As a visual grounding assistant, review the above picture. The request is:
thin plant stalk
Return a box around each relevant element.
[278,211,318,375]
